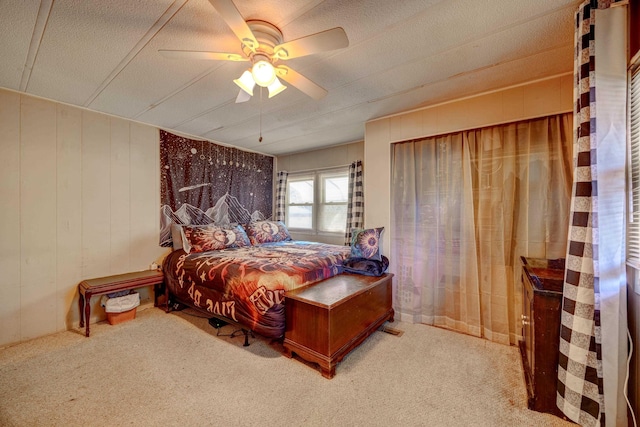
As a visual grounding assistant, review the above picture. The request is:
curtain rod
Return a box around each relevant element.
[282,163,353,174]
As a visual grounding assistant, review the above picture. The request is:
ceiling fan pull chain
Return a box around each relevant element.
[259,87,263,142]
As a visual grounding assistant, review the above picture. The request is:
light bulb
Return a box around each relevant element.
[233,70,255,95]
[251,60,276,87]
[267,77,287,98]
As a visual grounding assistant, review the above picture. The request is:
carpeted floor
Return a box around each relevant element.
[0,307,574,426]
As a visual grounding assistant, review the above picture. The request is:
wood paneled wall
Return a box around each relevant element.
[631,0,639,60]
[0,89,167,347]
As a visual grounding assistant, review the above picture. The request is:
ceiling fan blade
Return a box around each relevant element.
[276,65,327,100]
[208,0,259,53]
[235,89,251,103]
[273,27,348,60]
[159,50,248,61]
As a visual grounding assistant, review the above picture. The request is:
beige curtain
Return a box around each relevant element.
[391,113,572,344]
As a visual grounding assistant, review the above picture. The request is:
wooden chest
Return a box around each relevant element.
[283,273,394,378]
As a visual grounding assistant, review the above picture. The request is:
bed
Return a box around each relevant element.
[162,222,352,339]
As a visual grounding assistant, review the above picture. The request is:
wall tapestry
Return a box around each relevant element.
[159,130,273,247]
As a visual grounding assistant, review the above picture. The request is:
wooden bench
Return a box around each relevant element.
[78,270,164,337]
[283,273,394,378]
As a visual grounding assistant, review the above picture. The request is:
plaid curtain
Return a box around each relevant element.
[275,170,288,222]
[344,160,364,245]
[556,1,625,425]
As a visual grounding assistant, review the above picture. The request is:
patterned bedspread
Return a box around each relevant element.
[162,241,351,338]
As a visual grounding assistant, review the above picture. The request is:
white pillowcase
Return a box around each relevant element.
[170,223,185,251]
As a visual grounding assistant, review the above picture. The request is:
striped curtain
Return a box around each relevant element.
[556,1,626,425]
[344,160,364,245]
[275,170,288,222]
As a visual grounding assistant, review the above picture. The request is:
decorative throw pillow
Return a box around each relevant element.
[181,224,250,254]
[350,227,384,261]
[245,220,292,245]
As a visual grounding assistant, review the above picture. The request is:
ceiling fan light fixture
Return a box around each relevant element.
[267,77,287,98]
[251,57,276,87]
[234,70,255,95]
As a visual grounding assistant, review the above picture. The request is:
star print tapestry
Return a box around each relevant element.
[159,130,273,247]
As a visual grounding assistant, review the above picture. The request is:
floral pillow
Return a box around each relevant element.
[245,220,292,245]
[181,224,250,254]
[350,227,384,261]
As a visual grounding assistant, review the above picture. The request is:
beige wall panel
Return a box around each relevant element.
[436,101,470,135]
[389,110,423,142]
[58,286,79,332]
[286,155,299,171]
[129,123,165,275]
[523,79,563,118]
[276,156,290,172]
[55,104,82,331]
[420,108,439,138]
[388,116,403,141]
[560,74,573,110]
[81,111,111,280]
[0,90,21,344]
[20,96,57,340]
[501,87,525,123]
[346,141,364,161]
[277,142,363,173]
[333,145,352,166]
[309,147,337,167]
[465,92,503,129]
[300,146,339,170]
[109,118,131,274]
[364,118,391,257]
[0,285,21,345]
[20,284,57,340]
[280,154,302,172]
[0,91,21,284]
[287,151,318,171]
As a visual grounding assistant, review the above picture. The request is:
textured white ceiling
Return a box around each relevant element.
[0,0,579,155]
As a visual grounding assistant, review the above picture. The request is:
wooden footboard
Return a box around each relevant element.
[283,273,394,378]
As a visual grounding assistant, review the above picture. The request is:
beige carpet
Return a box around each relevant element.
[0,307,574,427]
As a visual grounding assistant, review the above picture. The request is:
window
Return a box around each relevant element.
[287,175,314,229]
[286,168,349,235]
[627,59,640,267]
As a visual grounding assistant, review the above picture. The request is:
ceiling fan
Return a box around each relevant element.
[159,0,349,102]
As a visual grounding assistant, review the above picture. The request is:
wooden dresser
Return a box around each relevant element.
[283,273,394,378]
[519,257,565,417]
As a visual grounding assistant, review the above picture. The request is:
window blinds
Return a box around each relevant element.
[628,63,640,267]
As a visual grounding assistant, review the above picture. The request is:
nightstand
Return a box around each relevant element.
[519,256,564,417]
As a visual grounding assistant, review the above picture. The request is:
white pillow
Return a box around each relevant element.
[170,223,185,251]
